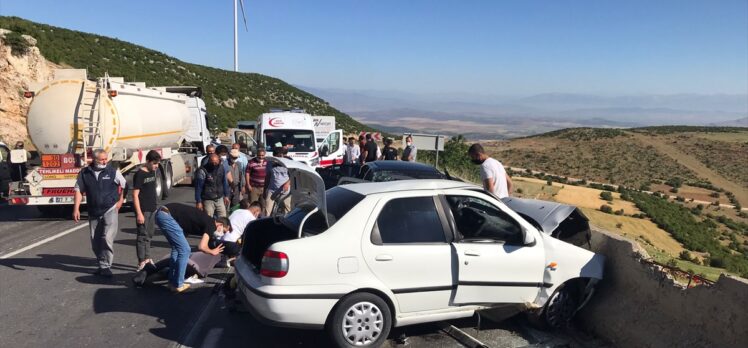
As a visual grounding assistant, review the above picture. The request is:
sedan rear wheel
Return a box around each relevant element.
[328,293,391,348]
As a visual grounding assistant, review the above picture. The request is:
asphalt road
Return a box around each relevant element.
[0,186,600,348]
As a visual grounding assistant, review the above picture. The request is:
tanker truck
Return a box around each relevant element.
[4,69,212,216]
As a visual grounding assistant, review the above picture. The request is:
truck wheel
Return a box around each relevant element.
[161,162,172,199]
[327,292,392,348]
[154,167,164,201]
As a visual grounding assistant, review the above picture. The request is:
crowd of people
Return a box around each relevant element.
[70,134,511,293]
[72,143,277,293]
[340,134,418,176]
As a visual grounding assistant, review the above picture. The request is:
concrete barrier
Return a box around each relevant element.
[577,229,748,347]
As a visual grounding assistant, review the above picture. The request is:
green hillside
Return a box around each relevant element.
[0,16,376,133]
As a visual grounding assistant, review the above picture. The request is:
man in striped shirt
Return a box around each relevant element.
[245,148,267,213]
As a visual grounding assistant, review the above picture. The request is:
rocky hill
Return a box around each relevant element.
[0,16,376,142]
[0,28,59,145]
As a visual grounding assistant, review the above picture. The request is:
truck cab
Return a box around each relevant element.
[256,110,320,167]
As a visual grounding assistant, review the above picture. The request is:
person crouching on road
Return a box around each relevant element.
[467,143,513,199]
[195,153,230,218]
[154,203,228,293]
[133,150,161,271]
[73,149,126,278]
[224,199,261,255]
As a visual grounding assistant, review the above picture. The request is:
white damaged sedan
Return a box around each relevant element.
[236,158,604,348]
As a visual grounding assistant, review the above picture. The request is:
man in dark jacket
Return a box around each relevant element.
[195,153,230,218]
[73,149,126,277]
[381,138,398,160]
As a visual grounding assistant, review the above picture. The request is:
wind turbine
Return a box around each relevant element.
[234,0,248,72]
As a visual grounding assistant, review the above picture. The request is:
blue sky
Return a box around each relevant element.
[1,0,746,96]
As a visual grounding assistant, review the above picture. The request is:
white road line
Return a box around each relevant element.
[0,223,87,259]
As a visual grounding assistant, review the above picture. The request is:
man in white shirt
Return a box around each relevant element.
[468,143,512,198]
[344,137,361,177]
[225,199,262,244]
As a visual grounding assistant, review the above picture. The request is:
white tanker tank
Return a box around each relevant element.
[5,69,212,212]
[27,71,192,157]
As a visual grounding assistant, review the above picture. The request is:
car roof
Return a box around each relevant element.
[340,179,478,195]
[364,161,440,172]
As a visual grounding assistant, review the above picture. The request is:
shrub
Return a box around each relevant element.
[600,191,613,201]
[2,31,30,56]
[614,209,624,215]
[679,250,692,261]
[615,223,623,229]
[666,259,678,268]
[516,188,523,194]
[665,177,683,188]
[600,205,613,214]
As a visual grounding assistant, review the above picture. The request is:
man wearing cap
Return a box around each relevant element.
[228,148,245,207]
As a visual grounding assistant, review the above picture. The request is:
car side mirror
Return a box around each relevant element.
[10,149,27,164]
[522,226,536,246]
[319,145,329,157]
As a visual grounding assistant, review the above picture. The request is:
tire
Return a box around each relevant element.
[161,162,172,199]
[327,293,392,348]
[531,283,579,329]
[154,167,164,201]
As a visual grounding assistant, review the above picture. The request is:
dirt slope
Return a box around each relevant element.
[631,132,748,206]
[0,29,57,146]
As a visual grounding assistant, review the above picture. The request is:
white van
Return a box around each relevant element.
[255,110,320,167]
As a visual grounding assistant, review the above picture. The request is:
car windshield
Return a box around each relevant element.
[264,130,316,152]
[372,170,444,182]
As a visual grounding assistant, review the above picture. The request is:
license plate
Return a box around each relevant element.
[53,197,74,204]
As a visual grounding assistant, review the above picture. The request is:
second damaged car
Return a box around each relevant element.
[235,158,604,348]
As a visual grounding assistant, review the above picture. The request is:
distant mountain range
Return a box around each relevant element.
[299,86,748,139]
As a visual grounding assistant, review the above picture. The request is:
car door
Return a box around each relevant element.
[361,193,455,313]
[318,130,344,168]
[233,130,258,156]
[443,192,546,305]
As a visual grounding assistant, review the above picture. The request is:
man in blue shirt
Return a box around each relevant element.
[262,147,291,217]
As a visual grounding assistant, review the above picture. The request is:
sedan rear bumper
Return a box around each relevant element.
[235,257,340,329]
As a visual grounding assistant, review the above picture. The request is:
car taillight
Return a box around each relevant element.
[260,250,289,278]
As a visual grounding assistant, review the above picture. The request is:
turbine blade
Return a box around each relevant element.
[239,0,249,31]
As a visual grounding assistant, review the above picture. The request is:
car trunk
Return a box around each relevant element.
[241,218,298,269]
[241,158,328,269]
